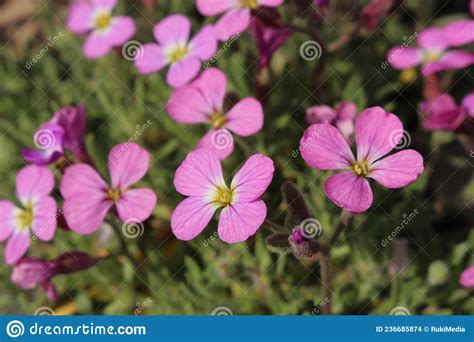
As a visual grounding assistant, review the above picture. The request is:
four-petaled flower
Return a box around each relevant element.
[60,143,157,234]
[167,68,264,160]
[135,14,217,88]
[196,0,284,41]
[300,107,424,213]
[172,149,274,243]
[0,166,57,265]
[66,0,136,59]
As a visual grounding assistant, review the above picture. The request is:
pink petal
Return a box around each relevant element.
[189,25,218,60]
[32,196,57,241]
[91,0,117,7]
[355,107,403,164]
[5,231,30,265]
[230,154,274,203]
[439,50,474,69]
[83,32,113,59]
[193,67,227,112]
[215,8,251,41]
[306,105,336,125]
[63,192,112,235]
[167,56,201,88]
[166,86,211,123]
[226,98,264,136]
[420,94,464,131]
[61,164,108,198]
[104,16,136,46]
[418,27,449,51]
[16,165,54,205]
[217,200,267,243]
[300,124,355,170]
[387,47,423,69]
[109,143,150,190]
[324,171,373,213]
[259,0,284,6]
[171,196,217,240]
[336,119,354,141]
[134,43,167,74]
[462,93,474,118]
[153,14,191,46]
[444,20,474,47]
[67,1,93,33]
[460,266,474,288]
[336,101,357,120]
[0,201,16,241]
[369,150,424,189]
[196,0,236,15]
[196,129,235,160]
[116,188,157,222]
[174,149,225,197]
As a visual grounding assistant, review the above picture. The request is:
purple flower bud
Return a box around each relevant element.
[314,0,330,8]
[291,228,306,245]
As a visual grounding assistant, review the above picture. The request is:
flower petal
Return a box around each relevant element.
[167,56,201,88]
[355,107,403,163]
[259,0,284,6]
[214,8,251,41]
[460,266,474,288]
[420,94,464,131]
[171,197,217,240]
[193,67,227,113]
[196,129,235,160]
[189,25,218,60]
[387,47,423,69]
[116,188,157,222]
[61,164,108,198]
[104,16,136,46]
[5,231,30,265]
[63,192,112,235]
[174,149,225,196]
[51,105,86,153]
[31,196,57,242]
[83,32,112,59]
[421,50,474,76]
[369,150,424,189]
[109,143,151,190]
[67,1,93,33]
[0,201,16,241]
[336,101,357,120]
[443,20,474,47]
[134,43,167,74]
[153,14,191,46]
[306,105,336,125]
[324,171,373,213]
[230,154,274,203]
[226,98,264,136]
[418,27,449,51]
[16,165,54,205]
[166,86,211,123]
[218,200,267,243]
[461,93,474,118]
[300,124,355,170]
[196,0,236,15]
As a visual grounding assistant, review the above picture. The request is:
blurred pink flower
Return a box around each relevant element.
[300,107,424,213]
[387,25,474,76]
[313,0,330,8]
[196,0,284,41]
[66,0,136,59]
[420,93,474,133]
[443,20,474,47]
[306,101,357,141]
[166,68,264,160]
[460,266,474,288]
[23,105,87,165]
[135,15,217,88]
[11,252,99,302]
[172,149,274,243]
[0,166,57,265]
[60,143,156,235]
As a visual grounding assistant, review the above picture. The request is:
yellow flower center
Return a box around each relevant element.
[351,161,370,177]
[107,188,122,202]
[17,203,34,230]
[209,111,227,129]
[423,52,440,63]
[213,186,234,207]
[240,0,258,9]
[399,68,417,83]
[168,45,189,63]
[94,11,112,30]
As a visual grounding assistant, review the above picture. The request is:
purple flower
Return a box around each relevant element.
[23,105,87,165]
[460,266,474,288]
[306,101,357,141]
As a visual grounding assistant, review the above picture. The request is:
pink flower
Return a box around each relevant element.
[134,14,217,88]
[66,0,136,59]
[460,266,474,288]
[387,25,474,76]
[300,107,424,213]
[420,93,474,133]
[171,149,274,243]
[443,20,474,47]
[0,166,57,265]
[196,0,284,41]
[60,143,157,235]
[306,101,357,141]
[166,68,264,160]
